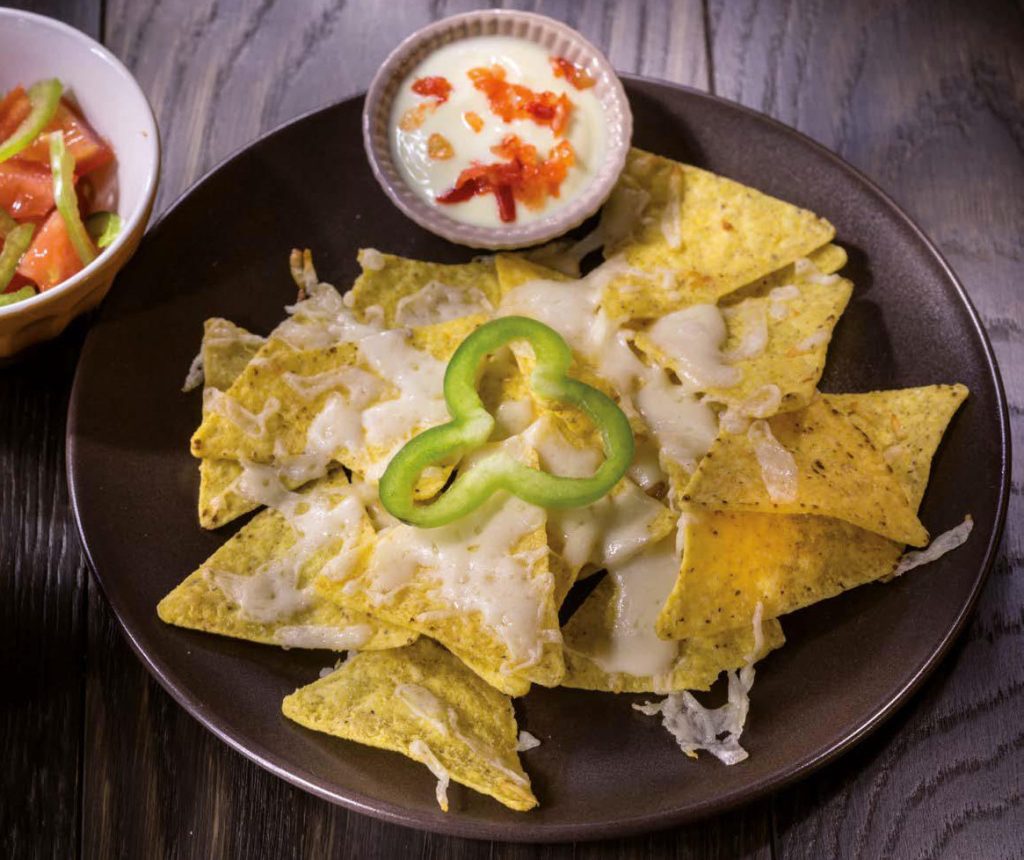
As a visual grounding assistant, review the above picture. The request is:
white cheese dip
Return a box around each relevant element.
[390,35,607,227]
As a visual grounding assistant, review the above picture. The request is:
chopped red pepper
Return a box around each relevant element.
[411,76,453,104]
[467,65,572,135]
[463,110,484,133]
[550,56,596,90]
[436,134,576,223]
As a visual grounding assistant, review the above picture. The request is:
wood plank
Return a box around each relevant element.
[708,1,1024,857]
[0,5,102,859]
[84,2,768,859]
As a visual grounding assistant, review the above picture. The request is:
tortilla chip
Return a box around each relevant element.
[562,539,785,693]
[349,250,499,326]
[598,148,835,320]
[723,243,848,304]
[190,315,480,488]
[657,386,966,639]
[827,384,968,509]
[683,395,929,545]
[159,471,416,651]
[195,319,274,529]
[635,279,852,418]
[316,489,564,696]
[282,638,537,812]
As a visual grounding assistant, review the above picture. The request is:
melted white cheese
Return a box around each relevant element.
[585,539,680,679]
[358,330,449,453]
[394,280,494,326]
[747,419,797,503]
[275,623,372,650]
[204,390,280,439]
[635,372,719,473]
[768,284,801,320]
[359,494,552,672]
[644,305,741,391]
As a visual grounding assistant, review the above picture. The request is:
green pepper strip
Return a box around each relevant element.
[0,222,36,293]
[49,132,96,267]
[0,207,17,239]
[0,286,36,307]
[85,211,123,249]
[0,79,62,163]
[379,316,635,528]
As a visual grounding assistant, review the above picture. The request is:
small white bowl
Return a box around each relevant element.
[0,9,160,357]
[363,9,632,250]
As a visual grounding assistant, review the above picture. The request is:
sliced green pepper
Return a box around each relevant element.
[85,211,123,249]
[379,316,635,528]
[0,207,17,239]
[0,222,35,292]
[0,286,36,307]
[49,132,96,267]
[0,79,62,163]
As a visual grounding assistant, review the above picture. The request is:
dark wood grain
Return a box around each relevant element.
[708,1,1024,857]
[0,6,101,860]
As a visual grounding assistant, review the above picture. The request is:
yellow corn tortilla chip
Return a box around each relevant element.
[598,148,835,320]
[563,564,785,694]
[723,243,848,304]
[657,386,967,639]
[282,638,537,812]
[159,471,415,651]
[195,319,274,530]
[683,395,929,545]
[349,249,499,326]
[316,487,564,696]
[634,279,853,417]
[827,384,968,509]
[190,315,483,491]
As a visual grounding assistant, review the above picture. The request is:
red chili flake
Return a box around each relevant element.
[427,132,454,160]
[436,134,576,223]
[463,110,484,132]
[550,56,596,90]
[411,76,452,104]
[467,65,572,135]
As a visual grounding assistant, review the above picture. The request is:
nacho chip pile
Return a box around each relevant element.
[160,148,969,813]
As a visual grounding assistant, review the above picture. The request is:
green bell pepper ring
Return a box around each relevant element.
[379,316,635,528]
[49,132,96,267]
[0,79,63,163]
[0,222,36,293]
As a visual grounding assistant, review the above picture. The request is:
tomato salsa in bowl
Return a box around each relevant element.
[0,9,158,357]
[363,10,632,250]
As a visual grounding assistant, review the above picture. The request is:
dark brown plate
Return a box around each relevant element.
[66,78,1010,842]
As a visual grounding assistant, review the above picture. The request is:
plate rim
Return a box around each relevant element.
[66,74,1012,843]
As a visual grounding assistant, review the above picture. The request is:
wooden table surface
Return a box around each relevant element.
[2,1,1021,857]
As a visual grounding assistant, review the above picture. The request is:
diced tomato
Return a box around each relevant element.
[15,100,114,176]
[0,159,57,220]
[0,86,32,142]
[3,271,33,294]
[467,65,573,135]
[437,134,576,223]
[16,209,91,291]
[411,76,452,104]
